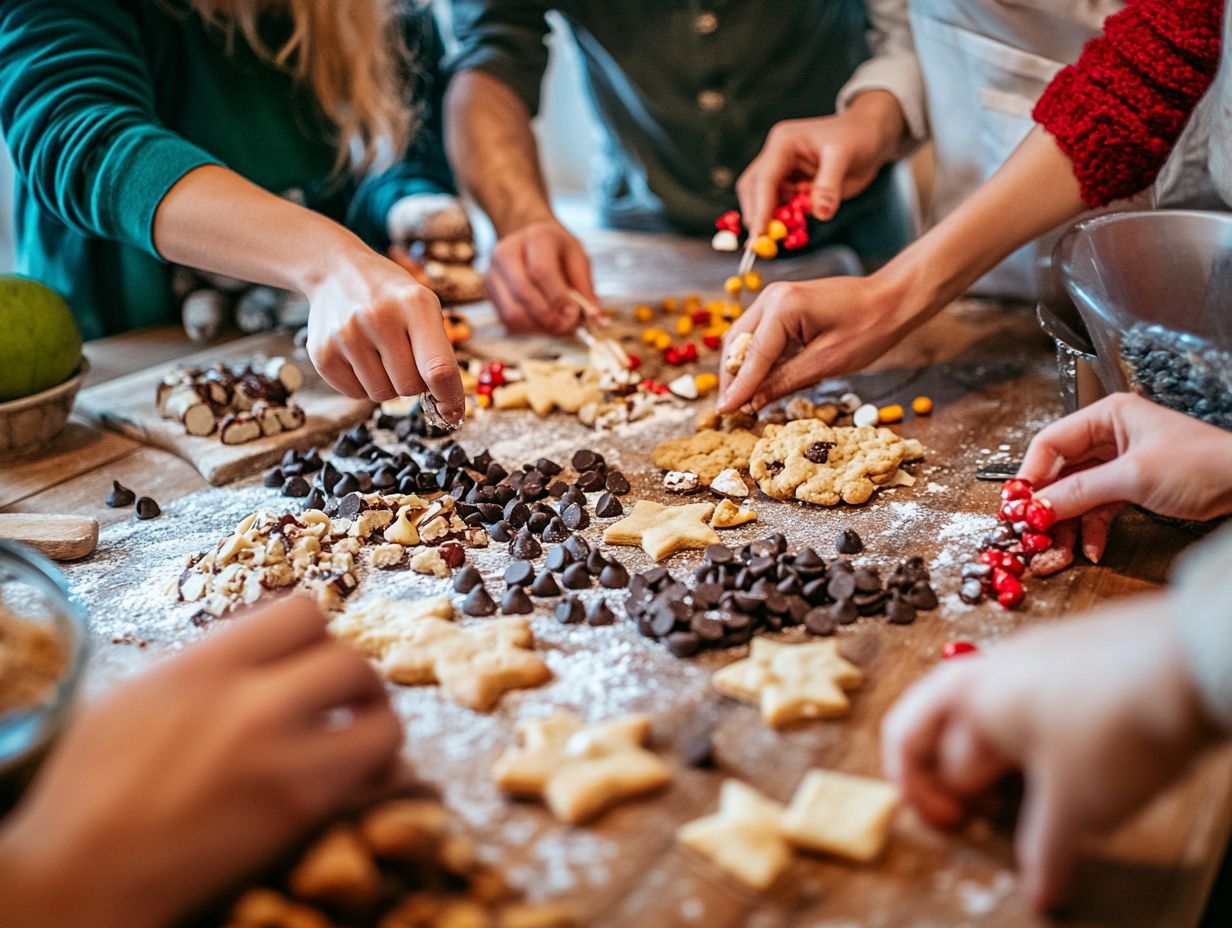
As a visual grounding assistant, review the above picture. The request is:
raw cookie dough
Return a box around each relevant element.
[710,499,757,528]
[749,420,924,506]
[492,712,671,824]
[652,429,759,483]
[724,331,753,375]
[603,499,720,561]
[711,638,862,728]
[329,598,550,711]
[677,779,792,890]
[520,360,603,417]
[781,769,901,863]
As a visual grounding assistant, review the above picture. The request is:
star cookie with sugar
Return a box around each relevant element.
[677,779,793,890]
[711,638,862,728]
[492,712,672,823]
[602,499,720,561]
[329,597,550,711]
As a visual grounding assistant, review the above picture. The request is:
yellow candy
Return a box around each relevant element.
[751,235,778,259]
[879,404,905,424]
[912,395,934,416]
[676,315,694,336]
[684,293,702,306]
[652,332,672,350]
[724,275,743,297]
[695,373,719,396]
[641,327,668,344]
[476,393,492,409]
[661,297,679,313]
[705,299,725,314]
[634,304,654,323]
[742,270,763,292]
[727,305,742,320]
[767,219,788,241]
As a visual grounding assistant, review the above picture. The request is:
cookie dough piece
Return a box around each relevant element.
[227,888,334,928]
[652,429,758,483]
[677,779,792,891]
[602,499,719,561]
[781,769,900,863]
[492,712,671,824]
[749,420,924,506]
[287,825,383,910]
[711,639,862,728]
[521,360,603,417]
[695,406,758,433]
[410,546,451,578]
[724,332,753,375]
[783,396,840,425]
[493,381,531,410]
[710,499,757,528]
[328,596,454,657]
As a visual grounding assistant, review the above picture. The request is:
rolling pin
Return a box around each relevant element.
[0,514,99,561]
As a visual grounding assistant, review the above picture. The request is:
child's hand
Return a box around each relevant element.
[0,596,402,928]
[306,249,464,418]
[882,597,1214,912]
[1020,394,1232,561]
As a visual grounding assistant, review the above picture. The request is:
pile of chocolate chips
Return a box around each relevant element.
[625,533,938,658]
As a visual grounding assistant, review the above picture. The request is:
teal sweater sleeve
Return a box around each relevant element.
[346,8,457,252]
[0,0,220,259]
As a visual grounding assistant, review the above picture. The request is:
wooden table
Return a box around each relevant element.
[2,229,1229,928]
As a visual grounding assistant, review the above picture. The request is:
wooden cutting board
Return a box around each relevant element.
[76,332,373,486]
[0,513,99,560]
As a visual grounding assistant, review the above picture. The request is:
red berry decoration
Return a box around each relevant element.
[942,641,978,660]
[773,205,794,224]
[476,382,493,397]
[691,309,710,325]
[1000,478,1033,501]
[996,574,1025,609]
[682,343,699,362]
[664,347,683,366]
[998,498,1029,523]
[703,334,722,350]
[1024,500,1057,533]
[1021,530,1052,555]
[715,210,741,234]
[978,550,1002,568]
[626,353,642,370]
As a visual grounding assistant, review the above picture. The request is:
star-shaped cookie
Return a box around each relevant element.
[677,779,793,890]
[492,712,672,823]
[520,360,602,417]
[782,769,901,863]
[330,597,551,711]
[602,499,720,561]
[711,638,862,728]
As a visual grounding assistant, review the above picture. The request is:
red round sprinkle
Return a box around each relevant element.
[942,641,978,660]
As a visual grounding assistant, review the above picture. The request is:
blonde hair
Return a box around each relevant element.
[189,0,416,176]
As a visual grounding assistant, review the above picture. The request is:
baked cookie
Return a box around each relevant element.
[749,421,924,506]
[652,429,759,483]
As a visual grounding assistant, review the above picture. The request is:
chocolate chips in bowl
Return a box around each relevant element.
[0,541,89,813]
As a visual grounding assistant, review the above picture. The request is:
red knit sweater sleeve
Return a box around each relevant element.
[1033,0,1224,207]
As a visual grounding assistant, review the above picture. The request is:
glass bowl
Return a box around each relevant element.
[0,540,89,812]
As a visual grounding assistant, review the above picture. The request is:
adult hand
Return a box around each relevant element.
[486,219,592,335]
[305,248,465,419]
[737,90,908,237]
[1019,394,1232,562]
[0,596,403,928]
[717,273,913,412]
[882,598,1214,913]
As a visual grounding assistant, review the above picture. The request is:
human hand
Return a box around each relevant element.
[305,247,464,418]
[882,597,1214,913]
[717,272,913,412]
[737,90,907,237]
[486,219,592,335]
[0,596,403,928]
[1019,394,1232,562]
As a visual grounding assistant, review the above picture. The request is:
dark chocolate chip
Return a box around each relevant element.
[527,511,551,535]
[599,562,630,589]
[576,469,605,492]
[300,450,323,473]
[303,488,326,511]
[805,441,836,464]
[548,480,570,498]
[604,471,631,495]
[563,534,591,560]
[445,445,469,468]
[852,567,882,593]
[666,631,701,658]
[831,598,859,625]
[530,571,562,598]
[281,461,306,478]
[501,586,534,615]
[692,582,724,609]
[509,528,542,560]
[545,545,572,572]
[536,457,562,476]
[561,502,590,531]
[804,607,837,636]
[504,561,535,588]
[571,449,602,472]
[478,502,504,524]
[836,528,864,554]
[471,449,493,474]
[767,533,788,554]
[485,462,509,484]
[542,517,571,544]
[594,492,623,518]
[853,590,889,616]
[489,520,514,543]
[503,499,531,528]
[704,544,734,565]
[641,566,669,588]
[462,584,497,617]
[793,547,826,576]
[801,577,831,605]
[886,593,917,625]
[336,492,365,520]
[586,599,617,627]
[562,562,592,590]
[105,481,136,508]
[903,581,939,610]
[282,476,311,497]
[776,575,802,596]
[347,423,371,446]
[453,564,483,594]
[555,596,585,624]
[334,473,361,497]
[691,613,726,642]
[586,550,608,574]
[134,496,161,520]
[332,435,358,457]
[560,486,587,510]
[263,468,284,489]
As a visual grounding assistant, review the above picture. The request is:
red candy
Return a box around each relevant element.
[715,210,742,234]
[639,378,670,395]
[703,334,722,350]
[1000,478,1033,501]
[995,574,1025,609]
[663,347,683,365]
[681,342,699,362]
[626,353,642,370]
[1021,530,1052,555]
[998,498,1029,523]
[980,550,1024,576]
[773,205,795,224]
[1024,500,1057,533]
[783,230,808,250]
[942,641,979,660]
[476,382,493,397]
[691,309,711,324]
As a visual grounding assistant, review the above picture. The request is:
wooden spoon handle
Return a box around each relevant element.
[0,513,99,561]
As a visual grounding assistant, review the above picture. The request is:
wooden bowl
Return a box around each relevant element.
[0,359,89,459]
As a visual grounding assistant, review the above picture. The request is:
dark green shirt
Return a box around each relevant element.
[447,0,912,259]
[0,0,454,340]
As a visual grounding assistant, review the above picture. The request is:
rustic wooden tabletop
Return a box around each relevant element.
[1,229,1228,928]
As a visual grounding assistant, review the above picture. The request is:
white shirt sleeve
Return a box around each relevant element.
[1174,524,1232,733]
[837,0,928,149]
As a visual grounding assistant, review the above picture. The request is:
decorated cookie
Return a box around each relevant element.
[749,421,924,506]
[652,429,759,483]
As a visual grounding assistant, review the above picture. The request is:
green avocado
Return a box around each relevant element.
[0,276,83,402]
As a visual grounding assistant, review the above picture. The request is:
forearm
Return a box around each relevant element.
[444,70,555,236]
[152,164,367,298]
[878,127,1085,323]
[846,89,910,167]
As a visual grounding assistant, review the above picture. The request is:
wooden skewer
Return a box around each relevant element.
[568,289,631,371]
[737,243,757,278]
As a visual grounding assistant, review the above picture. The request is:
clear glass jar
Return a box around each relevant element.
[0,540,89,813]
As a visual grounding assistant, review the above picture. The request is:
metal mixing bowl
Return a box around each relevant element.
[0,541,90,812]
[1053,210,1232,427]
